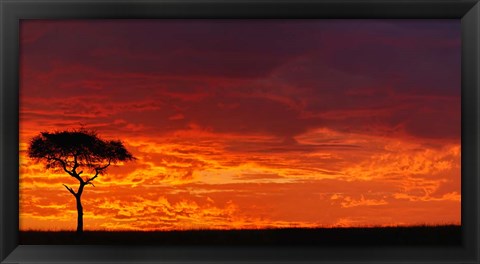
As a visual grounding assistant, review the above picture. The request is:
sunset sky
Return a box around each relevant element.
[19,20,461,231]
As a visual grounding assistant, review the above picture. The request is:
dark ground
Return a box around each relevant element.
[20,225,461,246]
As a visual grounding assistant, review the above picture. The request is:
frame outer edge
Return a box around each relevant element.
[1,0,20,263]
[462,1,480,263]
[0,0,477,19]
[1,0,480,263]
[0,0,3,259]
[0,0,5,261]
[473,2,479,263]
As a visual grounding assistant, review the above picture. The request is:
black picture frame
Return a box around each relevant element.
[1,0,479,263]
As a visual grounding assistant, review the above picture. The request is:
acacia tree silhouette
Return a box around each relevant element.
[28,129,134,234]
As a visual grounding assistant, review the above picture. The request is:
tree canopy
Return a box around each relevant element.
[28,129,134,179]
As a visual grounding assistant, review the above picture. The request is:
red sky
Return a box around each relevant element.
[19,20,461,231]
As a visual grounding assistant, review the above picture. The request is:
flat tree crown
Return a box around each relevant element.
[28,129,134,173]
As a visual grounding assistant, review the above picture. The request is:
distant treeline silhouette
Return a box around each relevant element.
[20,225,461,246]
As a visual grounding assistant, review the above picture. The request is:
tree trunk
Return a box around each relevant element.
[76,195,83,234]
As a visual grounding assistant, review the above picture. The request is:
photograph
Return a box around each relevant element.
[18,19,461,246]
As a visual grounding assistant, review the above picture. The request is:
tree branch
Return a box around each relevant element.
[49,157,84,183]
[63,184,76,196]
[97,160,111,171]
[85,160,110,186]
[72,154,79,173]
[85,175,98,185]
[50,157,74,177]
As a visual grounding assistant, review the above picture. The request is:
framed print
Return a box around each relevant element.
[1,0,479,263]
